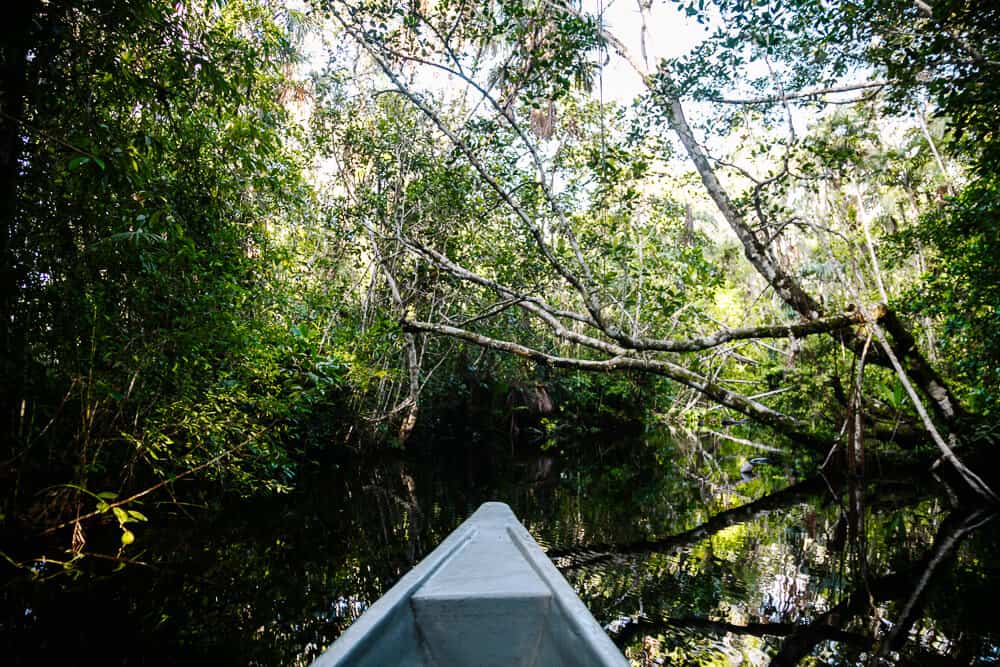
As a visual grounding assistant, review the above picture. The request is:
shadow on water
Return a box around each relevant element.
[2,426,999,666]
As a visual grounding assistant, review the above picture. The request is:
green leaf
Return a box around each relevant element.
[68,156,91,170]
[113,506,129,525]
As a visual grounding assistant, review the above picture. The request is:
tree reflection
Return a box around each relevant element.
[4,429,998,666]
[546,455,998,666]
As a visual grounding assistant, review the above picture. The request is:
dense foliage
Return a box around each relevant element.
[0,0,357,557]
[2,0,998,588]
[3,1,1000,665]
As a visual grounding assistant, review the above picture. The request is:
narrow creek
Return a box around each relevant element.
[5,426,999,665]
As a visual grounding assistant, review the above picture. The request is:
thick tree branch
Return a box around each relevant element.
[408,235,865,352]
[402,318,831,449]
[573,7,825,321]
[662,97,825,320]
[626,311,863,352]
[868,311,998,502]
[405,239,600,329]
[881,308,965,422]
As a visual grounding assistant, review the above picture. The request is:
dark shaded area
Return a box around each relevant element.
[3,428,1000,665]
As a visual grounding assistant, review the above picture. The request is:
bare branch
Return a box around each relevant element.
[710,80,889,105]
[402,318,832,449]
[627,312,865,352]
[407,234,866,352]
[871,312,998,502]
[665,96,825,319]
[330,8,606,322]
[332,6,620,337]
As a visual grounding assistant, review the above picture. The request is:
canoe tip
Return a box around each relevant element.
[475,501,517,517]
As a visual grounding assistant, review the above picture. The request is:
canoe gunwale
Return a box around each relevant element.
[310,502,628,667]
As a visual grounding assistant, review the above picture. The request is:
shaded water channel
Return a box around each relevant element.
[4,426,1000,665]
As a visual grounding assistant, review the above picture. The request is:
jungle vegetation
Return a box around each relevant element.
[2,0,999,569]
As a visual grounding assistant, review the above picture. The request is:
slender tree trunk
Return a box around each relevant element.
[664,97,824,320]
[592,18,971,430]
[665,94,968,427]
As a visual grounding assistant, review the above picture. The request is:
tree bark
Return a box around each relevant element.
[659,70,966,431]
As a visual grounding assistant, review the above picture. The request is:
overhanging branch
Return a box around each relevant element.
[710,81,889,105]
[329,4,615,335]
[402,318,832,449]
[407,235,867,353]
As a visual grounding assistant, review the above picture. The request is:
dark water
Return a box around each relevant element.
[4,427,999,665]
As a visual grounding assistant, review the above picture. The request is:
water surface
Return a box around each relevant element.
[4,428,998,665]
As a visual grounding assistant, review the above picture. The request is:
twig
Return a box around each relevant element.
[41,427,270,536]
[0,109,104,162]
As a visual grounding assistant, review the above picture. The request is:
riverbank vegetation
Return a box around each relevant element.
[2,0,999,572]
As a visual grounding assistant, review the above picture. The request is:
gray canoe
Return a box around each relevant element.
[310,501,628,666]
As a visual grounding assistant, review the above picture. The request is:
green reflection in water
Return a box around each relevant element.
[3,427,998,666]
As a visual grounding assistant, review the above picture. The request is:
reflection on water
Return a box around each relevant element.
[3,428,999,665]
